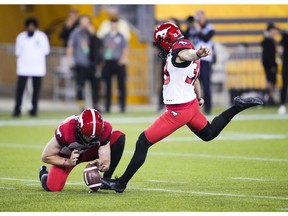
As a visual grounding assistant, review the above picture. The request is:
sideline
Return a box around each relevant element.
[0,113,288,127]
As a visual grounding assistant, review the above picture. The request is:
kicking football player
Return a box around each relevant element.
[39,108,125,192]
[101,23,264,193]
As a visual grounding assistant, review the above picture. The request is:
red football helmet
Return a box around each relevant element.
[154,22,184,52]
[77,108,104,144]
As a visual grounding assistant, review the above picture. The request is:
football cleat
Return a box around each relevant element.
[100,178,126,193]
[99,179,111,190]
[233,96,263,109]
[39,165,48,181]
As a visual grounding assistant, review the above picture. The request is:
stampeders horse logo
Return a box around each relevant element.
[171,110,179,117]
[178,41,188,46]
[156,26,171,39]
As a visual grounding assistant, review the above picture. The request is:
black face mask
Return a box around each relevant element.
[153,41,168,60]
[27,31,35,37]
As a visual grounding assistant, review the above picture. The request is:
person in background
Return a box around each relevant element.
[97,6,130,42]
[67,15,102,112]
[88,24,104,112]
[261,22,279,106]
[278,28,288,114]
[184,10,215,115]
[12,17,50,117]
[101,17,129,113]
[59,8,79,47]
[184,15,196,44]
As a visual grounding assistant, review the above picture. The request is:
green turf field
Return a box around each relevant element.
[0,106,287,212]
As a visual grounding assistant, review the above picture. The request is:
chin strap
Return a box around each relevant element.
[153,41,168,60]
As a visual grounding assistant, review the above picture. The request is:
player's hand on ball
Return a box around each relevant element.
[69,149,79,166]
[94,159,110,172]
[198,98,205,107]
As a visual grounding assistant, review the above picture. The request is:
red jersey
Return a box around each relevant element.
[55,115,112,156]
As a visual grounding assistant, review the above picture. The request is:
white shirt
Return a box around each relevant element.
[15,30,50,77]
[163,39,200,105]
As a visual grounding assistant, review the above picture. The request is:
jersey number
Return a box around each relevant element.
[163,61,199,85]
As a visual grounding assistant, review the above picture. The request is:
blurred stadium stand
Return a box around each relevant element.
[0,5,287,109]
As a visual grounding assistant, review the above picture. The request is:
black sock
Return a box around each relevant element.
[195,105,242,141]
[119,132,152,186]
[103,135,125,178]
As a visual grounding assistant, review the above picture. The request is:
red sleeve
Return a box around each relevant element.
[55,124,67,147]
[172,39,194,55]
[100,121,112,145]
[54,115,78,147]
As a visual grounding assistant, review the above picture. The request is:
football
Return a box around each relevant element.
[83,163,102,192]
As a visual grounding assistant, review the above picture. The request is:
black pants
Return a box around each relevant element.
[199,61,212,114]
[75,65,100,109]
[102,60,126,113]
[13,76,42,115]
[280,64,288,105]
[263,64,277,85]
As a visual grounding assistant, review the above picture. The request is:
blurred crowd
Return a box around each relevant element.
[260,22,288,114]
[12,6,130,117]
[62,7,129,114]
[11,7,288,117]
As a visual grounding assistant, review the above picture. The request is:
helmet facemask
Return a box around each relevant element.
[76,127,100,147]
[153,40,169,60]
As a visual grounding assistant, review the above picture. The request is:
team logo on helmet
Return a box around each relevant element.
[155,26,171,39]
[154,22,184,53]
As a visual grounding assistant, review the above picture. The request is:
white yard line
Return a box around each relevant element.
[144,151,288,163]
[0,143,44,149]
[0,113,287,127]
[0,186,16,190]
[130,187,288,201]
[148,180,186,184]
[164,133,287,141]
[1,177,288,201]
[26,184,40,186]
[0,177,83,186]
[0,142,287,163]
[231,177,267,181]
[0,177,38,182]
